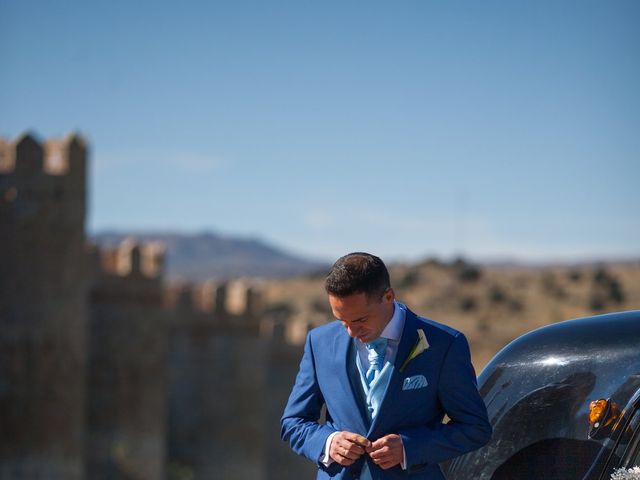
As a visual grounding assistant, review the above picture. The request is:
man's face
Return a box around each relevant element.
[328,289,395,343]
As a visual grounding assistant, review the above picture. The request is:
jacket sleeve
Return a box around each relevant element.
[399,332,492,470]
[280,332,337,466]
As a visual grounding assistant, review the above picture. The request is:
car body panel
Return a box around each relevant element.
[444,310,640,480]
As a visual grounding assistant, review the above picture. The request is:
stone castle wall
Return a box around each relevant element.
[166,282,307,480]
[0,132,311,480]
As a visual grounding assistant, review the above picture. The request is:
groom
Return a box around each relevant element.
[281,252,491,479]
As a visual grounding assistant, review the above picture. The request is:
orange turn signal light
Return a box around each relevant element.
[589,399,608,426]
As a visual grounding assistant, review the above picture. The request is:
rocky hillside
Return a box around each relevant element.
[261,258,640,371]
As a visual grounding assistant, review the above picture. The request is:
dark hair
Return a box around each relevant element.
[324,252,390,298]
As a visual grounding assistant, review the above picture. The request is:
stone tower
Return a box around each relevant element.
[0,133,88,479]
[86,239,168,480]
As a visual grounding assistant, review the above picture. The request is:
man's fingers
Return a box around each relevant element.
[335,443,358,465]
[341,446,361,460]
[343,442,365,458]
[368,437,387,451]
[366,434,403,470]
[369,445,389,459]
[367,441,385,454]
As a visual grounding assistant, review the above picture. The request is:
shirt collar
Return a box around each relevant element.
[379,300,405,342]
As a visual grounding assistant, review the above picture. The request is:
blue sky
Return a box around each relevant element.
[1,0,639,262]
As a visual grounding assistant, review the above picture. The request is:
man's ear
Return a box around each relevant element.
[383,288,395,304]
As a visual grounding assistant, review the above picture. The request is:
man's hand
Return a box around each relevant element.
[367,434,404,470]
[329,431,371,466]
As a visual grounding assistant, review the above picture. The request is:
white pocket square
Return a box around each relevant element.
[402,374,428,390]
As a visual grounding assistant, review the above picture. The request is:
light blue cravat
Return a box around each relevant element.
[359,338,389,480]
[365,338,388,387]
[364,338,390,420]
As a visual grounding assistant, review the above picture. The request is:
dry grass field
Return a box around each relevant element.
[262,259,640,372]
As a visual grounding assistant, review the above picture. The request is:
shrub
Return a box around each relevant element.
[607,279,625,304]
[460,296,477,312]
[397,269,421,289]
[589,294,605,312]
[488,285,506,304]
[567,270,583,283]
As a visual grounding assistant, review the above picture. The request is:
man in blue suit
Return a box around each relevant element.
[281,252,491,479]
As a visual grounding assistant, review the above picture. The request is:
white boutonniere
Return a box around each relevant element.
[399,329,429,372]
[611,467,640,480]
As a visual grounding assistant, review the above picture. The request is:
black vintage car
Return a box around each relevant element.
[444,310,640,480]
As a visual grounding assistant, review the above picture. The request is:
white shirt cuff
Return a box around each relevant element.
[321,431,339,466]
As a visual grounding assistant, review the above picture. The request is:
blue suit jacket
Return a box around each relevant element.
[281,305,492,479]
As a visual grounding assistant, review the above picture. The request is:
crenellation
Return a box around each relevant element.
[1,133,87,229]
[226,279,262,321]
[96,246,119,273]
[93,238,166,281]
[140,241,166,279]
[0,132,87,181]
[14,133,44,175]
[195,279,218,313]
[63,133,87,180]
[117,238,142,275]
[226,279,247,315]
[44,140,67,174]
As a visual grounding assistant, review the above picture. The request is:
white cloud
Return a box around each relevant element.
[304,210,335,229]
[94,148,227,175]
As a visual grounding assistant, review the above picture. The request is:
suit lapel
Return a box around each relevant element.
[368,307,420,435]
[393,306,420,371]
[335,331,369,433]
